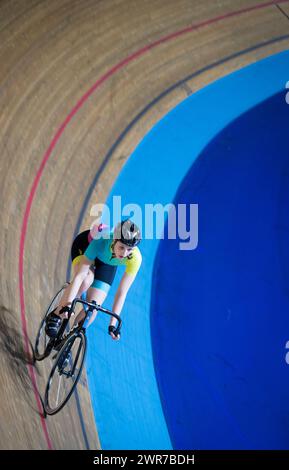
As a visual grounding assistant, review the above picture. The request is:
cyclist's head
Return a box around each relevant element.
[113,219,141,257]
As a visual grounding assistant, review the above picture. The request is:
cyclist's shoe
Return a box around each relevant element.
[45,310,62,338]
[45,305,71,338]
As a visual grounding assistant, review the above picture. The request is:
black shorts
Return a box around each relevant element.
[71,230,117,290]
[71,230,91,262]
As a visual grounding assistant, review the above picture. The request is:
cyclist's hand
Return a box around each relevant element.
[108,325,121,341]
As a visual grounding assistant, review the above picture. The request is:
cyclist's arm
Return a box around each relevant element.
[59,255,93,308]
[110,248,142,327]
[110,272,136,327]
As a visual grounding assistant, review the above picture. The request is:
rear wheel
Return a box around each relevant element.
[34,283,69,361]
[44,330,87,415]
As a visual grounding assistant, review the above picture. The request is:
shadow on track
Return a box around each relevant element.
[0,304,44,415]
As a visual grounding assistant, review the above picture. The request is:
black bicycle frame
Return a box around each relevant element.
[52,298,122,354]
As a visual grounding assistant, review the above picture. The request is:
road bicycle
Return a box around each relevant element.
[34,284,121,415]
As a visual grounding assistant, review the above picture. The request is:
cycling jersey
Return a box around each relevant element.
[84,230,142,276]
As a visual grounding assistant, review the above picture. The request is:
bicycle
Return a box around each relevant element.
[34,285,122,415]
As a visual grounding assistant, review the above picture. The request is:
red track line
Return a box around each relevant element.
[18,0,289,449]
[19,184,53,449]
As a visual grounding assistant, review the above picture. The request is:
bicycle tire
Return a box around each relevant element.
[44,329,87,415]
[34,283,69,361]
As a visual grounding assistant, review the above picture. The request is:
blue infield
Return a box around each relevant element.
[85,50,289,450]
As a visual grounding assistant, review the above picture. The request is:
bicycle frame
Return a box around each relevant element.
[42,297,122,415]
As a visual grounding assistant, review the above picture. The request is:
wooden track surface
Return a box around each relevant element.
[0,0,288,450]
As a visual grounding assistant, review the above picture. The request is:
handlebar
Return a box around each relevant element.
[70,297,122,331]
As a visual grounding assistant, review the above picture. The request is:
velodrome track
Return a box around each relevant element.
[0,0,289,450]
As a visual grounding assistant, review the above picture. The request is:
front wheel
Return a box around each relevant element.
[34,283,69,361]
[44,330,87,415]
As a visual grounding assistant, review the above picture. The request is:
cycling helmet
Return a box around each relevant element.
[113,219,141,247]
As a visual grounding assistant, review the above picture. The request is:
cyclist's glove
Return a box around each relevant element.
[108,325,121,339]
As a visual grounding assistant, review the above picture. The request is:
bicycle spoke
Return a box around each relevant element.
[44,331,87,415]
[34,284,68,361]
[56,375,63,407]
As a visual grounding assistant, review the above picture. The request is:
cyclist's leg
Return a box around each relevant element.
[79,286,108,327]
[73,258,94,297]
[60,231,92,312]
[70,230,94,298]
[68,258,95,323]
[46,231,92,333]
[51,255,93,319]
[74,281,110,326]
[75,259,117,327]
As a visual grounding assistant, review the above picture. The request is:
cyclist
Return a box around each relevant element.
[45,219,142,341]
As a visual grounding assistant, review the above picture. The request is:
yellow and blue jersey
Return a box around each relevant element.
[84,230,142,277]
